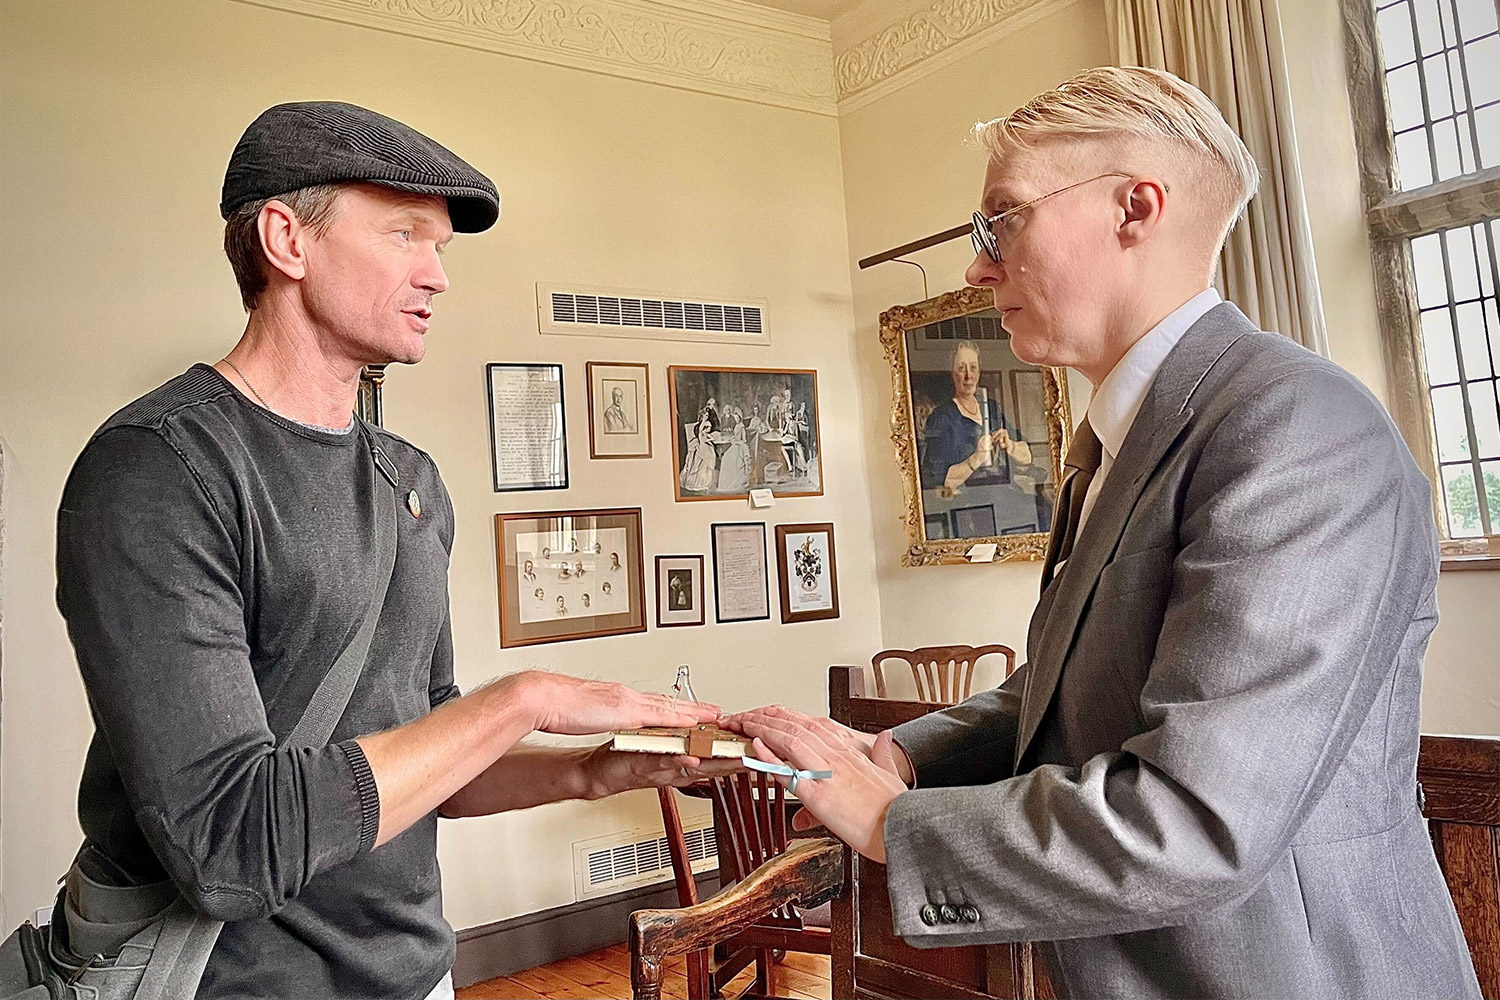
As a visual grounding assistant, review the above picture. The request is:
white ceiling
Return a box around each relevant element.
[744,0,868,22]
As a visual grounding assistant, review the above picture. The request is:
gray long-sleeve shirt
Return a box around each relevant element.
[56,365,461,999]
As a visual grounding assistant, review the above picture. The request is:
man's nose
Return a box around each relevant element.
[966,253,1001,287]
[417,248,450,294]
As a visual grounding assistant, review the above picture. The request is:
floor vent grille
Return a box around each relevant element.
[573,823,718,899]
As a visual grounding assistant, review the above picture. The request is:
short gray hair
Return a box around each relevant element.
[223,184,344,312]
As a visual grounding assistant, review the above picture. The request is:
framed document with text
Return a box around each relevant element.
[496,508,646,647]
[710,522,769,623]
[486,363,569,492]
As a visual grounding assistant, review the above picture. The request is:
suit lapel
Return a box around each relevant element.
[1014,304,1258,770]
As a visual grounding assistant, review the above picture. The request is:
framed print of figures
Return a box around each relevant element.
[880,286,1072,566]
[668,366,822,501]
[486,363,568,492]
[655,555,705,628]
[775,523,839,624]
[495,508,646,647]
[710,522,770,623]
[586,362,652,459]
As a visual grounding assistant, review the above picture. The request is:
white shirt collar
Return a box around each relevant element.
[1087,288,1221,460]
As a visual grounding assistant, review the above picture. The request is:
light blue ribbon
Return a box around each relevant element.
[741,755,833,794]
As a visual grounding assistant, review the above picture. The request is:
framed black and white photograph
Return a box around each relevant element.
[668,366,822,501]
[586,361,652,459]
[655,554,705,628]
[495,508,646,647]
[486,363,568,492]
[710,522,770,623]
[775,522,839,624]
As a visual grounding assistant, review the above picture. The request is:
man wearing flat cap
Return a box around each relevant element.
[52,103,729,999]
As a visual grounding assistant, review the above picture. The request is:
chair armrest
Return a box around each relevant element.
[628,838,844,999]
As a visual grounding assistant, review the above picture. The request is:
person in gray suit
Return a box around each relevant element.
[728,66,1481,999]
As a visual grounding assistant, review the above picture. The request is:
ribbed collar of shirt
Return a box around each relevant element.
[1088,287,1222,460]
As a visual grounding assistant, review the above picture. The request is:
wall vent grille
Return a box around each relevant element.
[572,822,718,899]
[538,284,769,346]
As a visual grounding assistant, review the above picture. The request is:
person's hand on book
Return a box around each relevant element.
[580,745,743,799]
[744,727,907,864]
[724,706,914,785]
[504,670,721,736]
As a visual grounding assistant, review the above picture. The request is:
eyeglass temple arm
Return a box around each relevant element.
[857,221,972,270]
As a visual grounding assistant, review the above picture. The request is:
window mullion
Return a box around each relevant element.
[1435,230,1494,531]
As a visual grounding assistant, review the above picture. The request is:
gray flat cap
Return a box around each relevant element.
[220,101,499,232]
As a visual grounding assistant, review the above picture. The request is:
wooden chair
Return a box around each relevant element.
[828,663,1054,999]
[657,770,831,998]
[871,643,1015,703]
[630,837,843,1000]
[1419,734,1499,998]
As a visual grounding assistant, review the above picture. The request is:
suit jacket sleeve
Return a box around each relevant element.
[881,366,1437,945]
[891,663,1029,788]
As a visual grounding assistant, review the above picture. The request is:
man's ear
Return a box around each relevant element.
[1117,176,1167,249]
[257,200,310,282]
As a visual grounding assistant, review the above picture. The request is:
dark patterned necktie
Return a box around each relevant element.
[1040,417,1103,592]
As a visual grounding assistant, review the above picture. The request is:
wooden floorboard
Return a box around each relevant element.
[457,946,831,999]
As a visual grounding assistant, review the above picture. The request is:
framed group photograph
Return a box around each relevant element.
[774,523,839,624]
[495,507,646,647]
[486,362,569,492]
[655,554,705,628]
[586,361,652,459]
[668,366,822,501]
[879,287,1072,566]
[710,522,770,623]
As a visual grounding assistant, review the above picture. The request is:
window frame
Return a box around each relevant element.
[1341,0,1500,569]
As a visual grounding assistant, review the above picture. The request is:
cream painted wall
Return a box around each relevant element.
[0,0,880,931]
[836,0,1496,728]
[838,0,1108,686]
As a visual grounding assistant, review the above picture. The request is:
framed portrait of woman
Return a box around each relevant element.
[879,287,1072,566]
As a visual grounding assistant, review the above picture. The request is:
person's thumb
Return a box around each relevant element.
[871,731,899,774]
[792,810,816,832]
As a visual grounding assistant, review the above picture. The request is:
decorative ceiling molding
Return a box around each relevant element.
[835,0,1076,113]
[232,0,838,116]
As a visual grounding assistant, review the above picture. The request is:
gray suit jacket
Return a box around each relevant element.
[886,304,1481,999]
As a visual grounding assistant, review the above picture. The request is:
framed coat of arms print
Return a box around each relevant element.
[880,286,1072,566]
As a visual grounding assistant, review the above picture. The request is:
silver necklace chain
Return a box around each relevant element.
[223,357,271,410]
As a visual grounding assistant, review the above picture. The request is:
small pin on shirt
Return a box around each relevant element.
[407,490,422,518]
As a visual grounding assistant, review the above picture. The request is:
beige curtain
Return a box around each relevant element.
[1109,0,1328,355]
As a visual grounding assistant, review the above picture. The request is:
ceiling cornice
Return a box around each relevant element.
[231,0,838,116]
[834,0,1077,113]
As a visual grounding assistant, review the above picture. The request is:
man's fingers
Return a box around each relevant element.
[870,731,898,772]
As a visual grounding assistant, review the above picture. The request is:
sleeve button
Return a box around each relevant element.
[919,904,940,926]
[959,904,980,923]
[939,904,959,923]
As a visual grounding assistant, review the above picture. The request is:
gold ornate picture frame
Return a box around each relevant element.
[880,286,1072,566]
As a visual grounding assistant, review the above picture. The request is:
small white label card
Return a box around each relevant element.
[966,542,998,563]
[749,488,775,509]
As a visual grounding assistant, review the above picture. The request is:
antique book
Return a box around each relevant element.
[611,725,751,758]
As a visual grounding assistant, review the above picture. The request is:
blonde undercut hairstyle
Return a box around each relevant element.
[974,66,1260,249]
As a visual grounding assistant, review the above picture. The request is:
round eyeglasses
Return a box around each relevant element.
[970,173,1133,263]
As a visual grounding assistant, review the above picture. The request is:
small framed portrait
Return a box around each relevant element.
[655,554,705,628]
[774,523,839,624]
[495,508,646,647]
[668,366,822,501]
[952,504,997,538]
[486,363,569,492]
[586,361,652,459]
[710,522,770,623]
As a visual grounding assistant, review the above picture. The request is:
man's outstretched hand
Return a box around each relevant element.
[502,670,721,736]
[726,706,909,862]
